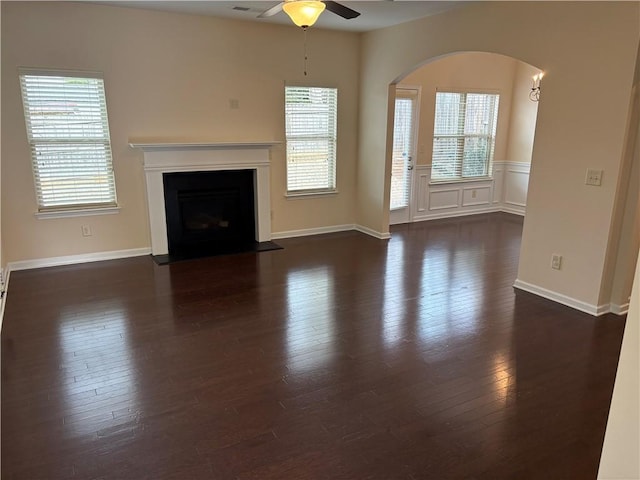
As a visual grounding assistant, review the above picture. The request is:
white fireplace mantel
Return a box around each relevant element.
[129,140,280,152]
[130,140,279,256]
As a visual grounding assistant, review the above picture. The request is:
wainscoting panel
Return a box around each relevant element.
[503,163,531,215]
[493,164,505,204]
[414,171,430,214]
[412,162,530,222]
[429,188,460,211]
[462,186,492,207]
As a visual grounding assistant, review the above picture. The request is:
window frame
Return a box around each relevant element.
[430,89,500,183]
[19,68,118,217]
[284,85,338,196]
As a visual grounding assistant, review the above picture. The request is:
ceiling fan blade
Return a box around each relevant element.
[323,1,360,19]
[258,2,284,18]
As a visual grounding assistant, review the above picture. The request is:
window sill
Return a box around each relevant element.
[35,206,121,219]
[285,190,339,199]
[429,177,494,186]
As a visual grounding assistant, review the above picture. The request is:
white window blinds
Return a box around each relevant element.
[285,86,337,193]
[431,92,499,181]
[19,70,117,210]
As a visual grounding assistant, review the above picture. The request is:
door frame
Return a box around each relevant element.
[390,84,421,225]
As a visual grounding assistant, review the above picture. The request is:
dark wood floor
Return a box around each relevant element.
[2,213,626,479]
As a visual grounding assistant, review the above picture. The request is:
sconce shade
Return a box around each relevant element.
[283,1,326,28]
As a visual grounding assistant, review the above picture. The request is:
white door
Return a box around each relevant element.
[389,87,419,225]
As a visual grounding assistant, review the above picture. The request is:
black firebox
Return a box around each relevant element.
[163,170,256,259]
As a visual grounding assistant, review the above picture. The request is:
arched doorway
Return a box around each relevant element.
[387,52,541,226]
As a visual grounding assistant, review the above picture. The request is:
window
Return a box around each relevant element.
[431,91,499,181]
[19,70,117,211]
[285,86,337,194]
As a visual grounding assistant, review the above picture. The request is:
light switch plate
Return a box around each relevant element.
[585,169,603,186]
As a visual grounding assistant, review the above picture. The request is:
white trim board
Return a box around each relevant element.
[514,279,610,317]
[610,303,630,315]
[271,224,355,239]
[413,206,503,222]
[0,269,11,331]
[128,140,280,151]
[5,221,392,275]
[7,247,151,272]
[6,225,390,276]
[500,205,527,217]
[272,224,391,240]
[354,224,391,240]
[4,224,625,320]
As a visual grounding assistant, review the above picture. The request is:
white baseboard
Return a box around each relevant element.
[0,268,11,331]
[412,205,525,223]
[354,224,391,240]
[271,224,355,240]
[3,223,391,276]
[272,224,391,240]
[610,302,630,315]
[7,247,152,272]
[2,221,624,323]
[499,205,526,216]
[413,206,501,223]
[514,278,605,316]
[595,303,614,316]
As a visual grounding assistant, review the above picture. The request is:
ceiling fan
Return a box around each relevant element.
[258,1,361,28]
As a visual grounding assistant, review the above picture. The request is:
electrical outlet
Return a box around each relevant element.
[551,254,562,270]
[81,225,92,237]
[229,99,240,109]
[472,189,477,199]
[585,169,603,186]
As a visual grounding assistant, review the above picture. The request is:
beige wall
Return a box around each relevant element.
[358,2,639,308]
[1,2,360,263]
[506,61,540,163]
[401,52,519,166]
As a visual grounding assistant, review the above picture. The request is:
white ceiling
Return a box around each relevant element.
[93,1,465,32]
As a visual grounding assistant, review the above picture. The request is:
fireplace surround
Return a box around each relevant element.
[130,141,278,257]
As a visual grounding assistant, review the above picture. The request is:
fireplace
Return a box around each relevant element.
[163,170,255,257]
[130,141,278,259]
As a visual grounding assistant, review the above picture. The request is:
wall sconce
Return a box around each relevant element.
[530,72,544,102]
[283,0,326,29]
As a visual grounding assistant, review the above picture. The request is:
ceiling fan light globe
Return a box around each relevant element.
[283,0,326,28]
